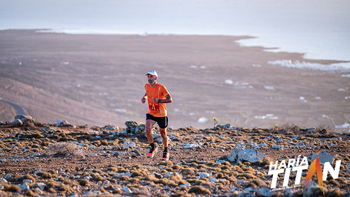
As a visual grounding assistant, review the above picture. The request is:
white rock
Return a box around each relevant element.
[180,183,190,187]
[164,172,172,178]
[199,172,210,179]
[197,117,208,123]
[258,186,273,197]
[184,143,201,149]
[122,186,132,194]
[209,177,218,183]
[34,182,46,190]
[347,162,350,171]
[123,172,132,177]
[23,179,32,183]
[33,170,41,174]
[18,183,30,191]
[88,145,96,149]
[0,178,7,183]
[215,160,226,164]
[225,79,233,84]
[311,150,334,164]
[123,142,136,149]
[228,147,265,163]
[35,188,43,195]
[12,119,23,126]
[5,174,11,179]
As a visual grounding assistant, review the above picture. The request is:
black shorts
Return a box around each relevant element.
[146,114,168,128]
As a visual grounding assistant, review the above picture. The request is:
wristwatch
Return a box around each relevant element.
[158,99,162,103]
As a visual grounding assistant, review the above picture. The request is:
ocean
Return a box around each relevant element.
[1,0,349,64]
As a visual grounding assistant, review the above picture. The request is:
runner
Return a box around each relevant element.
[141,71,173,160]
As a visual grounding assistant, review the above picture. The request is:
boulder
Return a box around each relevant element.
[12,119,23,126]
[228,147,265,163]
[14,115,34,125]
[125,121,138,128]
[311,150,334,164]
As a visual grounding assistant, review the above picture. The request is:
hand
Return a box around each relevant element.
[152,97,158,103]
[141,97,146,103]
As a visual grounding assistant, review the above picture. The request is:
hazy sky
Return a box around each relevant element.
[1,0,349,61]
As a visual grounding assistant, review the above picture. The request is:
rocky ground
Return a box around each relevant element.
[0,115,350,197]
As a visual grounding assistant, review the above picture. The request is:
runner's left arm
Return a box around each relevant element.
[158,94,172,103]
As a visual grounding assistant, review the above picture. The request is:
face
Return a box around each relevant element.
[147,74,157,84]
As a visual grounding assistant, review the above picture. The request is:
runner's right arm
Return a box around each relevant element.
[141,93,147,103]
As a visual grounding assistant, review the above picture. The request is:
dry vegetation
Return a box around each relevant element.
[0,117,350,196]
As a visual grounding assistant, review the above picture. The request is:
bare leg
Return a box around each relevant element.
[146,119,156,144]
[159,127,168,148]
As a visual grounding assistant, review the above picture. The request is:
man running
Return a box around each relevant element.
[141,71,173,160]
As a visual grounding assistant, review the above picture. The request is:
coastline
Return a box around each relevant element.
[0,29,349,132]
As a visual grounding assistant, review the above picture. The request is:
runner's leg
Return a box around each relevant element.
[146,119,156,144]
[160,127,168,148]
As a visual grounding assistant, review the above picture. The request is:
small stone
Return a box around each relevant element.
[122,186,131,194]
[34,182,46,190]
[18,183,30,191]
[258,186,273,197]
[123,172,132,177]
[199,172,210,179]
[164,172,172,178]
[123,142,136,149]
[209,177,218,183]
[35,188,43,195]
[0,178,7,184]
[228,147,265,163]
[184,143,201,149]
[34,170,41,174]
[23,179,32,183]
[180,183,190,188]
[295,142,305,147]
[153,172,163,179]
[272,144,282,149]
[311,150,334,164]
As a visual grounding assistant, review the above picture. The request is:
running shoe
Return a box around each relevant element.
[147,145,158,158]
[162,151,169,161]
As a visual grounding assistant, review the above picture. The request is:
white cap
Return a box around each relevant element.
[146,70,158,78]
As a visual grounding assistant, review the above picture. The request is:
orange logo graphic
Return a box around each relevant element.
[305,151,324,194]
